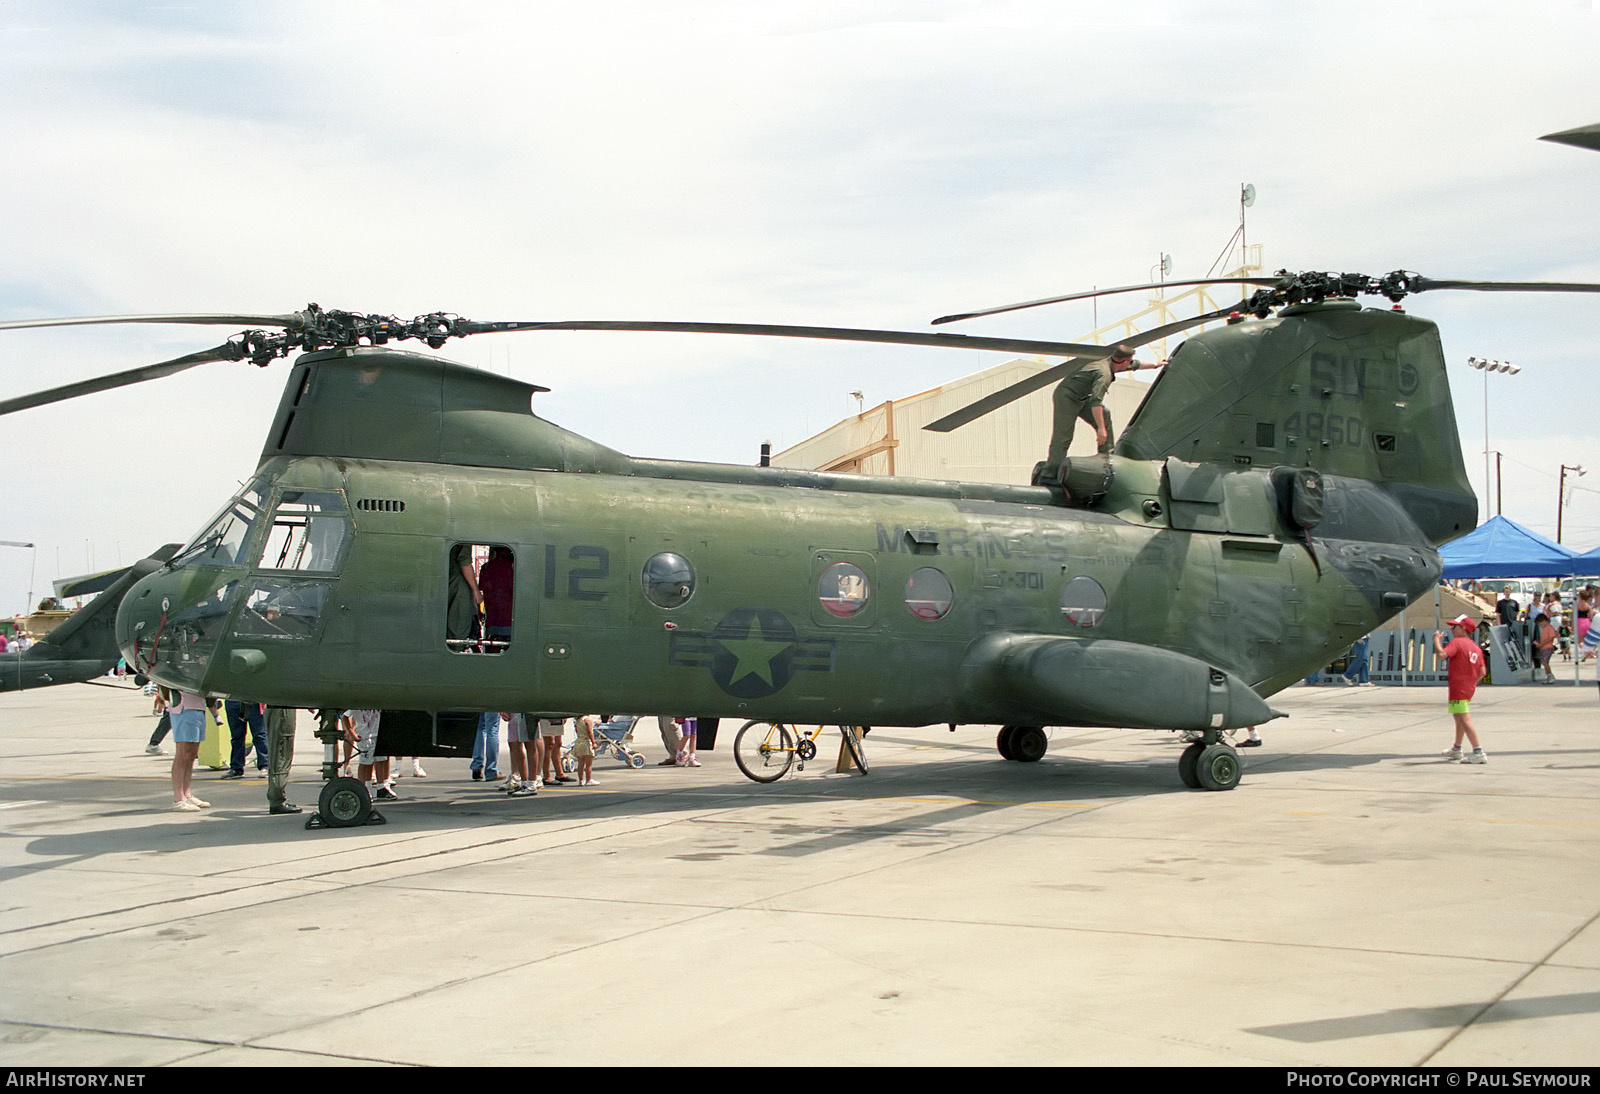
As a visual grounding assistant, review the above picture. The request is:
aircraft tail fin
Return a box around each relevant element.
[1117,302,1476,546]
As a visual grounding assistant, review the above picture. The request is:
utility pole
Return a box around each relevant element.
[1559,464,1587,542]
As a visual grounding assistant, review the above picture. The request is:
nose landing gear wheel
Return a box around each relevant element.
[308,776,384,829]
[997,726,1016,759]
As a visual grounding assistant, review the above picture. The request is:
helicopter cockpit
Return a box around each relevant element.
[117,479,354,694]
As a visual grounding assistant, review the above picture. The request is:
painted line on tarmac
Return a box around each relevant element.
[1480,817,1598,826]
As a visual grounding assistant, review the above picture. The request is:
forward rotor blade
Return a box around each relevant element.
[922,305,1240,433]
[931,277,1282,326]
[1403,277,1600,296]
[0,312,307,333]
[455,319,1114,360]
[0,342,242,417]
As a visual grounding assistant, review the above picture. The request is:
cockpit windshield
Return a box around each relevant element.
[172,479,268,568]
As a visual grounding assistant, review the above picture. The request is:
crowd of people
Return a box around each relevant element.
[1492,584,1596,684]
[146,690,706,814]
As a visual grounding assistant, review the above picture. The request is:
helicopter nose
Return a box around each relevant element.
[116,567,180,674]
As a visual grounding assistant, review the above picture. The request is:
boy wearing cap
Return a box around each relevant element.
[1434,614,1488,764]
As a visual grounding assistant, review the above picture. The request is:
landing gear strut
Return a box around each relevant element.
[306,709,388,829]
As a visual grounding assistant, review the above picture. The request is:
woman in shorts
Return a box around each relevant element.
[168,689,212,811]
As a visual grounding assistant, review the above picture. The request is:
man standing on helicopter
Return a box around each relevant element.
[1042,344,1153,483]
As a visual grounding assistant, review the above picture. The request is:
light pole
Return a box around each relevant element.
[1559,464,1586,543]
[1466,357,1521,518]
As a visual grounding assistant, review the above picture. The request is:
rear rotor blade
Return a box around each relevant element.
[923,305,1240,433]
[932,277,1283,326]
[0,342,243,417]
[455,319,1115,360]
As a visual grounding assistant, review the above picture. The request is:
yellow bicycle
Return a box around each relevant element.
[732,721,869,783]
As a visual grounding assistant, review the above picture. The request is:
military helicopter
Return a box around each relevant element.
[0,545,178,693]
[3,269,1595,827]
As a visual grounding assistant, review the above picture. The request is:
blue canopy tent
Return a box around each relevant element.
[1439,515,1581,579]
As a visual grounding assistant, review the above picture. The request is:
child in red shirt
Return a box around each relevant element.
[1434,613,1487,764]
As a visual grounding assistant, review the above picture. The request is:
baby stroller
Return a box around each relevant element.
[563,715,648,772]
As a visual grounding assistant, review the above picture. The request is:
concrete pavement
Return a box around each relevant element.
[0,680,1596,1066]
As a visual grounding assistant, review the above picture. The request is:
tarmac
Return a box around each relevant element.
[0,678,1596,1067]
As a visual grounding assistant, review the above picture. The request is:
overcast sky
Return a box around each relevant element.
[2,0,1598,613]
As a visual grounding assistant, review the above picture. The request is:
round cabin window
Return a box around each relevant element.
[1059,576,1107,629]
[641,552,695,609]
[904,567,954,621]
[817,562,870,618]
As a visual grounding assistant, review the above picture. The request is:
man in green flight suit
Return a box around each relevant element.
[265,705,301,815]
[1043,343,1152,481]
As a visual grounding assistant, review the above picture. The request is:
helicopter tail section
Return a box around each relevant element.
[31,546,179,664]
[1117,301,1476,547]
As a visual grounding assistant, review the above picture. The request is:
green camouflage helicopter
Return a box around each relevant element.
[3,270,1595,826]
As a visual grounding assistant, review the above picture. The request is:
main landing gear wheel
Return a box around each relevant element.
[309,776,382,829]
[733,721,795,783]
[1178,743,1205,789]
[1195,743,1242,791]
[996,726,1017,759]
[1008,725,1048,763]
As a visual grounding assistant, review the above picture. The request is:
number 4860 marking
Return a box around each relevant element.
[1284,412,1362,447]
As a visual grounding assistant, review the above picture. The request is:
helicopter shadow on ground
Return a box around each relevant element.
[1245,990,1600,1043]
[3,740,1211,876]
[868,727,1409,782]
[12,724,1543,871]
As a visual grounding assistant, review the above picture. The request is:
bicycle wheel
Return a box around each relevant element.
[840,724,870,774]
[733,721,796,783]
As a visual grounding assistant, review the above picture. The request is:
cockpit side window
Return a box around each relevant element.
[257,490,350,574]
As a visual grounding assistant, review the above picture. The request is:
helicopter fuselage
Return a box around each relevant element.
[114,345,1440,730]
